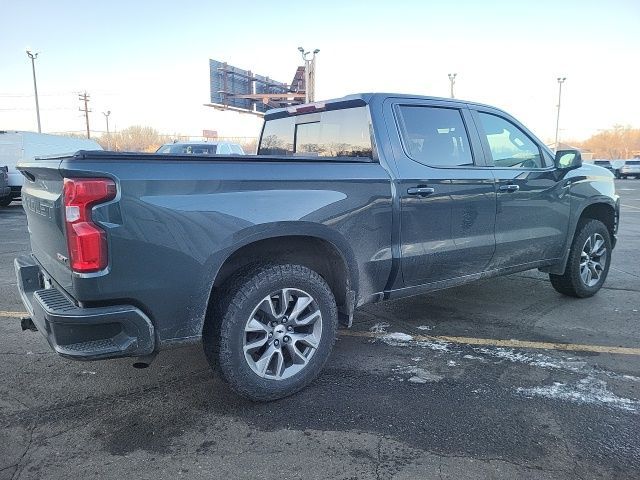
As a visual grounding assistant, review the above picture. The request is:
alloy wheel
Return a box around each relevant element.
[580,233,607,287]
[243,288,322,380]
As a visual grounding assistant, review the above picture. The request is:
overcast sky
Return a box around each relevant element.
[1,0,638,142]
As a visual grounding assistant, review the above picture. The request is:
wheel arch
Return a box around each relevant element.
[205,224,359,331]
[578,201,618,241]
[543,198,619,275]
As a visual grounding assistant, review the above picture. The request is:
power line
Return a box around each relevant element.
[0,107,74,111]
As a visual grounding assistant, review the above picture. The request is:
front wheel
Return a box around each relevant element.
[204,264,338,401]
[549,219,612,298]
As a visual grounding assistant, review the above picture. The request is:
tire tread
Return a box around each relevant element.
[203,263,337,401]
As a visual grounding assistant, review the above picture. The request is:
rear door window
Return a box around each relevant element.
[395,106,474,167]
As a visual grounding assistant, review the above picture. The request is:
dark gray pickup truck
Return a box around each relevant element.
[15,93,620,400]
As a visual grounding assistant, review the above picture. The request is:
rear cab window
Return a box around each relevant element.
[395,105,474,167]
[258,106,374,160]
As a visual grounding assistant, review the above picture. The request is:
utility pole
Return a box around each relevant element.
[26,50,42,133]
[78,91,91,139]
[448,73,457,99]
[554,77,567,149]
[298,47,320,103]
[102,111,111,149]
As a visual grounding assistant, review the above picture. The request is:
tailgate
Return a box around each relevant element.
[18,158,73,293]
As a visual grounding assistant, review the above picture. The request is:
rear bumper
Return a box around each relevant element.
[15,255,155,360]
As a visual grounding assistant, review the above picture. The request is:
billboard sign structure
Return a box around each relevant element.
[207,59,305,116]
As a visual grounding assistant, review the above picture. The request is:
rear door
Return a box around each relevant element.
[384,99,496,287]
[471,109,570,268]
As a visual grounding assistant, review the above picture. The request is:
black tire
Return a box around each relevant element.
[0,197,12,207]
[549,219,612,298]
[203,264,338,401]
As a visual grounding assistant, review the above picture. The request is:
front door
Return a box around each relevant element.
[472,110,571,269]
[387,101,496,287]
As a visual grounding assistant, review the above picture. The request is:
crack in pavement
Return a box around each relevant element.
[610,267,640,279]
[375,436,382,480]
[427,450,573,477]
[10,420,37,480]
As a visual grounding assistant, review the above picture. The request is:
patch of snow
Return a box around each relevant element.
[448,360,457,367]
[462,354,484,360]
[417,325,433,331]
[516,377,640,412]
[369,322,390,334]
[411,357,422,362]
[81,370,96,375]
[395,366,443,383]
[415,339,452,353]
[408,376,427,384]
[475,347,586,372]
[382,332,413,343]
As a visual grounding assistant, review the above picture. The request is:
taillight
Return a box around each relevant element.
[63,178,116,273]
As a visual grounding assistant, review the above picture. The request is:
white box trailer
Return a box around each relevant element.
[0,131,102,205]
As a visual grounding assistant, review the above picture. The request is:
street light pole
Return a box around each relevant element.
[26,50,41,133]
[448,73,457,99]
[554,77,567,149]
[102,111,111,150]
[298,47,320,103]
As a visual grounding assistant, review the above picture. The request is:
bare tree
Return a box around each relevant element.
[578,126,640,159]
[96,126,172,152]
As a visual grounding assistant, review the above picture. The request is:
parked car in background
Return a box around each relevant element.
[593,160,615,176]
[610,159,626,178]
[619,160,640,179]
[0,166,11,206]
[0,131,102,206]
[156,141,245,155]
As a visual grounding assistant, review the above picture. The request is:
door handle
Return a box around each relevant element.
[499,184,520,192]
[407,186,435,197]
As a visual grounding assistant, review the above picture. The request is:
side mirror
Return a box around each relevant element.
[555,149,582,170]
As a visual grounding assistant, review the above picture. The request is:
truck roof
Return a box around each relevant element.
[263,93,504,120]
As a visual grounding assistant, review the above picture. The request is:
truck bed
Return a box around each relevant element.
[18,150,394,346]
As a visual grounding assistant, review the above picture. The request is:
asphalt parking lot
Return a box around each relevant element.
[1,180,639,480]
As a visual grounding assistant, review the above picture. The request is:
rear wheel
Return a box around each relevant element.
[203,264,338,401]
[549,219,611,298]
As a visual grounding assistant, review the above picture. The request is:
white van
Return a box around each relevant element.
[0,131,102,205]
